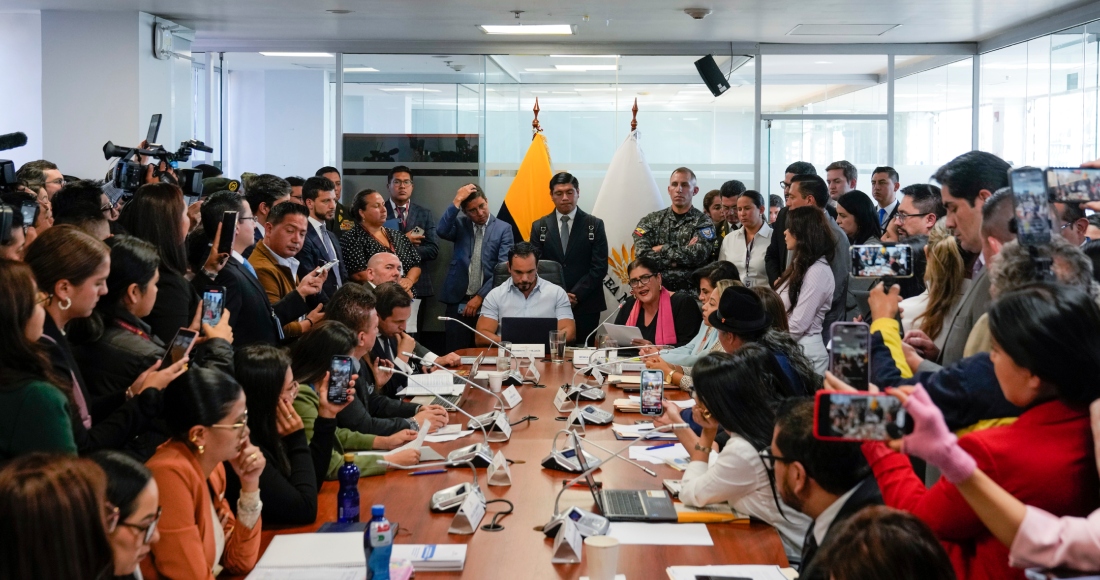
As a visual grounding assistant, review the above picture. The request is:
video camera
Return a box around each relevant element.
[0,131,28,191]
[102,138,211,196]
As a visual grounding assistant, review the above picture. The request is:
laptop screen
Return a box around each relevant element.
[569,431,605,513]
[501,317,557,349]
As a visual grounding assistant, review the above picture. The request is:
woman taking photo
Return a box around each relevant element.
[849,284,1100,580]
[718,190,772,288]
[70,236,233,426]
[0,259,76,458]
[290,321,420,480]
[899,223,968,350]
[340,189,421,296]
[226,344,352,525]
[144,368,265,579]
[776,207,836,373]
[836,191,883,317]
[118,183,200,344]
[654,348,810,564]
[25,226,184,454]
[0,454,115,579]
[613,256,702,348]
[90,451,162,580]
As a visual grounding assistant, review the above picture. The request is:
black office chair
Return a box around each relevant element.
[492,260,565,289]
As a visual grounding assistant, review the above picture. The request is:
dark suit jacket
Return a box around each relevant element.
[297,220,346,300]
[142,269,199,345]
[198,258,310,348]
[437,204,514,304]
[799,476,883,579]
[528,209,608,314]
[370,335,432,397]
[765,207,789,285]
[335,355,421,436]
[386,199,439,298]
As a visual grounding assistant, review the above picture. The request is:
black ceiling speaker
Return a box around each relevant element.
[695,54,731,97]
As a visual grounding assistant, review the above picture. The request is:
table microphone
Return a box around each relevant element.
[541,423,689,538]
[381,459,480,512]
[563,350,667,402]
[384,367,494,467]
[438,316,529,385]
[403,352,511,440]
[583,301,625,347]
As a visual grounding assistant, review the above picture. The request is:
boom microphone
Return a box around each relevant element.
[0,132,28,152]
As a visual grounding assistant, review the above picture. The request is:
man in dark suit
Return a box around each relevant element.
[771,398,883,577]
[370,282,461,397]
[529,172,608,346]
[384,166,439,333]
[297,175,346,299]
[437,184,514,352]
[192,191,322,348]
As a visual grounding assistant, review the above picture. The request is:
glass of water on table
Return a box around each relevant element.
[549,330,566,363]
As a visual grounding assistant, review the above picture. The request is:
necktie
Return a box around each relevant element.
[560,215,571,253]
[800,521,818,572]
[242,259,258,279]
[397,206,407,229]
[878,207,886,226]
[467,224,484,296]
[319,224,342,285]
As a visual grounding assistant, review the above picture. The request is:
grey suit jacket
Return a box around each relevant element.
[918,268,992,373]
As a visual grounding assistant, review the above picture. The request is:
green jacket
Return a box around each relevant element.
[0,379,77,460]
[293,384,385,479]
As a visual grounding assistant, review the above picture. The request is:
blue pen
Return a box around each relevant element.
[409,469,447,476]
[645,442,676,451]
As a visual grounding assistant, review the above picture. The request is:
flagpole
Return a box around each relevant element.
[630,98,638,132]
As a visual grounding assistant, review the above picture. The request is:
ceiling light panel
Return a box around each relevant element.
[478,24,574,35]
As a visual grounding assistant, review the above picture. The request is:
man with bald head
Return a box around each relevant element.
[365,253,403,288]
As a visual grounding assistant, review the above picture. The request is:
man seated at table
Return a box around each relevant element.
[362,252,404,291]
[372,282,461,396]
[613,255,701,347]
[770,398,883,579]
[475,241,575,345]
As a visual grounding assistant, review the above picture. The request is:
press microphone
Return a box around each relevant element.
[0,132,27,152]
[438,315,535,384]
[404,351,511,440]
[577,437,657,477]
[584,301,625,347]
[541,424,690,538]
[381,459,480,512]
[384,367,494,466]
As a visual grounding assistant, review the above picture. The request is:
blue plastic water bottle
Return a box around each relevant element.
[336,453,360,523]
[366,505,393,580]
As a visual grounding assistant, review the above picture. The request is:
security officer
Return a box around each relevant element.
[530,172,609,346]
[632,167,717,296]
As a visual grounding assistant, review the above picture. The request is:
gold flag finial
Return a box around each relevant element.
[630,98,639,131]
[532,97,542,133]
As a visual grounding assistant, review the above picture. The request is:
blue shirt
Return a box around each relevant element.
[481,276,573,321]
[662,324,720,367]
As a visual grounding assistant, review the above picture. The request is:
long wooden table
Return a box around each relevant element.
[235,350,788,578]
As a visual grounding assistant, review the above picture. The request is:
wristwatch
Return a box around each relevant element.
[694,443,713,454]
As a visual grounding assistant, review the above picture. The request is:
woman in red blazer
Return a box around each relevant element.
[142,368,267,579]
[861,284,1100,580]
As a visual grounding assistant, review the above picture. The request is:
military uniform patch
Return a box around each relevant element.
[634,227,646,236]
[698,225,716,241]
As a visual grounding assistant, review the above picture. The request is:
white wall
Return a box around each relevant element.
[227,70,266,177]
[138,13,193,151]
[0,12,43,167]
[227,69,326,177]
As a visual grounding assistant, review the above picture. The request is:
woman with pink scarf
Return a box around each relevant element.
[613,256,702,350]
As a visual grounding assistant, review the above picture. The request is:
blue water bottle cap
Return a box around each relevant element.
[371,505,385,517]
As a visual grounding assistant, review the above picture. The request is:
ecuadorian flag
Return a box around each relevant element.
[496,132,554,242]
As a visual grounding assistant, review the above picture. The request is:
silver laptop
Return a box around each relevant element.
[572,433,678,522]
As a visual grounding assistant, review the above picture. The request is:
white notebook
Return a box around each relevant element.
[249,533,466,574]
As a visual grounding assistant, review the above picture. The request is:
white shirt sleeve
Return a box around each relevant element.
[554,287,574,320]
[481,287,501,321]
[679,436,761,508]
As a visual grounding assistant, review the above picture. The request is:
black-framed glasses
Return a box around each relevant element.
[894,211,931,222]
[117,506,162,544]
[779,181,791,191]
[391,179,413,187]
[758,450,794,472]
[628,273,658,288]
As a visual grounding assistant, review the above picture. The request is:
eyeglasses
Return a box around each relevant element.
[1060,221,1076,231]
[209,412,249,436]
[627,273,658,288]
[239,216,257,223]
[116,507,162,544]
[758,450,795,472]
[100,204,114,214]
[779,181,791,191]
[894,211,932,222]
[35,291,50,306]
[46,178,66,187]
[391,179,413,186]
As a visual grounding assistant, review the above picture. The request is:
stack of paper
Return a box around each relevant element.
[608,523,713,546]
[397,371,464,396]
[610,423,677,441]
[391,544,467,571]
[628,443,690,465]
[666,565,790,580]
[248,533,467,577]
[673,502,750,524]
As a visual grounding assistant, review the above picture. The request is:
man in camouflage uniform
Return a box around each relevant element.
[632,167,718,297]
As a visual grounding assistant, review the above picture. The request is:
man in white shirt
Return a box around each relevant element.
[770,398,882,579]
[870,166,902,240]
[476,242,575,345]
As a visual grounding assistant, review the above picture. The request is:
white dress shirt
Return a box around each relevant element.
[812,484,861,546]
[718,222,772,288]
[270,251,300,284]
[481,277,574,321]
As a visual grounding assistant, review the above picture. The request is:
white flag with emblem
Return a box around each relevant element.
[591,130,666,308]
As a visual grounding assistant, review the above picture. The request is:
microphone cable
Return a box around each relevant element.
[481,498,514,532]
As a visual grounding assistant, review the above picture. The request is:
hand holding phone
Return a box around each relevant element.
[639,369,664,416]
[328,356,354,404]
[1010,167,1053,245]
[217,211,238,254]
[162,328,199,366]
[829,322,871,391]
[202,287,226,326]
[851,244,913,278]
[814,391,910,442]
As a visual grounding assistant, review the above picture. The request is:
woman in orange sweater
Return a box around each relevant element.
[142,368,267,579]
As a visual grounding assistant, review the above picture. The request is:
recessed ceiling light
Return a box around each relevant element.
[574,87,622,92]
[343,67,379,72]
[815,61,832,64]
[787,24,899,36]
[260,52,334,57]
[555,64,618,71]
[378,88,441,92]
[549,54,619,58]
[478,24,574,35]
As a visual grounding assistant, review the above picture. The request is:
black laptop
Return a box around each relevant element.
[500,317,558,351]
[573,433,678,522]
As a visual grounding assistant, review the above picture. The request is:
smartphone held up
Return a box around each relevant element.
[814,391,910,442]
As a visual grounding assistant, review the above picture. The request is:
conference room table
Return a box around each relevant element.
[228,349,788,579]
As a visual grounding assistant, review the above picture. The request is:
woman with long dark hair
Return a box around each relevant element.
[144,368,265,579]
[90,451,162,579]
[118,182,199,343]
[835,191,882,245]
[0,259,76,458]
[654,348,810,563]
[25,226,184,454]
[226,344,351,525]
[776,207,836,373]
[0,454,115,579]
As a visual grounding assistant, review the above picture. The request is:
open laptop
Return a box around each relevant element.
[501,317,557,351]
[412,353,481,407]
[572,432,678,522]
